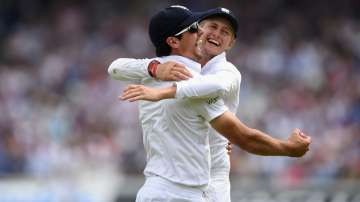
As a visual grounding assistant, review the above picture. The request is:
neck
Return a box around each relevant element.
[199,56,210,66]
[199,52,216,66]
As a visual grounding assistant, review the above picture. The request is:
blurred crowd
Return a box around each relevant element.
[0,0,359,184]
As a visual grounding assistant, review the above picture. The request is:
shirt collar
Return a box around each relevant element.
[202,52,227,70]
[158,55,202,73]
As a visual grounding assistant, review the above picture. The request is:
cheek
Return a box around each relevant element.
[184,36,199,50]
[200,26,214,36]
[222,37,234,48]
[202,27,212,34]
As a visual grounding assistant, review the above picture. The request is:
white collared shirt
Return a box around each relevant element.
[108,55,228,186]
[175,52,241,176]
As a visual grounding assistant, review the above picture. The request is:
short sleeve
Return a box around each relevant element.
[191,96,228,122]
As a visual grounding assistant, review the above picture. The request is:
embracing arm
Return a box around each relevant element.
[108,58,193,82]
[175,69,239,99]
[118,81,311,157]
[210,111,311,157]
[120,69,239,101]
[108,58,151,82]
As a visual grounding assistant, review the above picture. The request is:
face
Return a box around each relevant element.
[177,31,203,60]
[198,17,236,58]
[166,22,203,61]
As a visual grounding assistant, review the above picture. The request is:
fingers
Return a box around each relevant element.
[299,132,306,138]
[169,69,192,81]
[172,64,193,78]
[119,90,142,102]
[122,84,140,93]
[293,128,311,141]
[287,128,312,157]
[172,71,191,81]
[289,129,312,156]
[297,131,311,144]
[226,142,233,155]
[293,128,301,134]
[122,85,143,95]
[300,132,311,142]
[297,131,311,154]
[119,85,144,102]
[169,73,184,81]
[157,61,193,81]
[167,63,192,81]
[121,94,143,102]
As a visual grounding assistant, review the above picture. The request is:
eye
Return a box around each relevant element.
[209,24,217,30]
[221,29,231,36]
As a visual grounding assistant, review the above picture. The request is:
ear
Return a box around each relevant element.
[225,38,236,51]
[166,36,180,49]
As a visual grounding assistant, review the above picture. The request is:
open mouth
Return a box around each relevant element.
[207,38,220,46]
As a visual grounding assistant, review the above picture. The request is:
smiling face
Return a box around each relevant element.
[198,17,236,60]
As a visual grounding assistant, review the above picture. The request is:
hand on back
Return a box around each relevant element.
[156,61,193,81]
[120,84,163,102]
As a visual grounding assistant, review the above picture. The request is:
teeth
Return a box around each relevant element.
[207,38,220,46]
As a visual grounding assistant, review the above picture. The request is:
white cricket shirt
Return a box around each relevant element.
[108,55,228,186]
[175,52,242,176]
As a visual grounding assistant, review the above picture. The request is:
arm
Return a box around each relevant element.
[210,111,311,157]
[119,83,311,157]
[120,84,176,102]
[119,84,311,157]
[120,70,239,101]
[186,93,310,157]
[108,58,151,82]
[108,58,193,82]
[175,69,239,99]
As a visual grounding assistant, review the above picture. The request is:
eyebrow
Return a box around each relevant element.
[209,21,231,29]
[204,20,233,33]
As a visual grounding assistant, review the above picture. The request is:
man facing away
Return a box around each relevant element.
[109,5,311,202]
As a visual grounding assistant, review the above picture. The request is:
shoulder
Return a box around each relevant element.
[219,61,241,79]
[225,61,239,72]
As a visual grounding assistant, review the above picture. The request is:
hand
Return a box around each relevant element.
[156,61,193,81]
[226,142,232,155]
[286,128,312,157]
[119,84,163,102]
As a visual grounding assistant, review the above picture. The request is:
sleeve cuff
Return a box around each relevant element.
[174,81,185,99]
[206,106,228,122]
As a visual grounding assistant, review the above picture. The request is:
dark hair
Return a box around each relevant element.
[156,43,171,57]
[155,35,183,57]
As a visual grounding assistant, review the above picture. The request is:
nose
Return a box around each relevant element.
[211,29,221,38]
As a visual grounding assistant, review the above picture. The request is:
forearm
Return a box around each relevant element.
[239,128,289,156]
[211,112,290,156]
[157,85,177,100]
[108,58,151,81]
[175,72,234,99]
